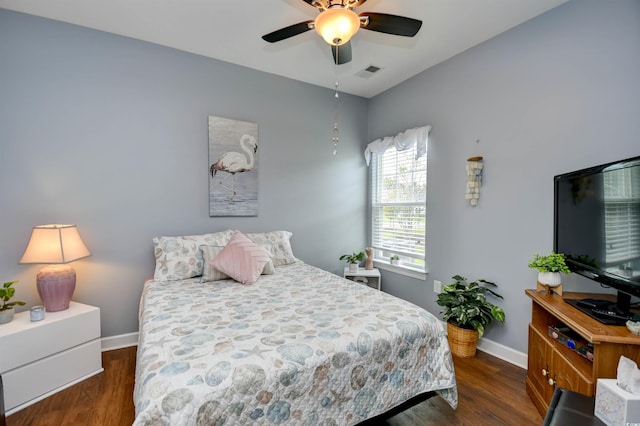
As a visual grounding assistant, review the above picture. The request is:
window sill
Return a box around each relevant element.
[374,261,428,281]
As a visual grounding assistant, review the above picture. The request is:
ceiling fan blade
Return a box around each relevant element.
[331,41,352,65]
[262,21,313,43]
[359,12,422,37]
[301,0,325,9]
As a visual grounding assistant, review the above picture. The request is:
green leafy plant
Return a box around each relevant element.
[339,251,366,264]
[0,281,26,311]
[436,275,505,338]
[528,252,570,273]
[390,255,400,261]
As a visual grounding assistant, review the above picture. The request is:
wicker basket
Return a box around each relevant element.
[447,322,479,358]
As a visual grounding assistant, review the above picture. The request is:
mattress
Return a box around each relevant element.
[134,262,457,425]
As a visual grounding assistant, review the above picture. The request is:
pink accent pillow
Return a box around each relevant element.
[211,231,272,284]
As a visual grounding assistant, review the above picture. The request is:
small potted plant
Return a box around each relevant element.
[528,252,571,288]
[390,255,400,265]
[436,275,505,358]
[0,280,26,325]
[339,251,366,273]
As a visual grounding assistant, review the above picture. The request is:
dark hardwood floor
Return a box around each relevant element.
[7,347,542,425]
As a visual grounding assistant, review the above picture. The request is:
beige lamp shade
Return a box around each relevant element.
[314,8,360,46]
[20,224,91,312]
[20,224,90,264]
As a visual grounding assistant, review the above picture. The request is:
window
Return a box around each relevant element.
[370,143,427,272]
[604,166,640,266]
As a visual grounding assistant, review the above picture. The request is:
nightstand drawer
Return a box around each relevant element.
[2,339,103,412]
[0,302,100,372]
[0,302,103,414]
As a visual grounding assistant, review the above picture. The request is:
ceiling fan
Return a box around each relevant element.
[262,0,422,65]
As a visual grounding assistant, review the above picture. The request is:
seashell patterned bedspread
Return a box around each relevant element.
[134,262,457,425]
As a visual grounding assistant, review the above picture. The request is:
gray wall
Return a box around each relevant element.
[2,0,639,356]
[0,9,368,338]
[369,0,640,352]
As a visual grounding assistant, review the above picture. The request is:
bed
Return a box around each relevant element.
[134,230,457,425]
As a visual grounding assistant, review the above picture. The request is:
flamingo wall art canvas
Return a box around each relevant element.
[208,116,259,216]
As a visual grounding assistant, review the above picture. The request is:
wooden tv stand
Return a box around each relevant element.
[525,289,640,416]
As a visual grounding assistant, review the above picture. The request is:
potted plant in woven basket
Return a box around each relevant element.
[436,275,505,358]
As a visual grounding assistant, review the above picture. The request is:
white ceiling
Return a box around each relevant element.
[0,0,568,98]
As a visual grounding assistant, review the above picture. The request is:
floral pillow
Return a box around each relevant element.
[246,230,299,266]
[211,231,272,285]
[152,230,233,281]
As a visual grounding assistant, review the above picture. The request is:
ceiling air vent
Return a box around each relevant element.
[355,65,382,79]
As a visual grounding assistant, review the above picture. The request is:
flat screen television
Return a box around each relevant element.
[554,155,640,325]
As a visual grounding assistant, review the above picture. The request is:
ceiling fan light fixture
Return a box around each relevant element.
[314,8,360,46]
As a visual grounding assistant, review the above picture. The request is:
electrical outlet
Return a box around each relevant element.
[434,280,442,294]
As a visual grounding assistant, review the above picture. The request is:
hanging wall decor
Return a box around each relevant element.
[465,156,483,206]
[208,116,259,216]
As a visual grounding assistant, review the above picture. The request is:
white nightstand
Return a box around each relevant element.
[0,302,103,415]
[343,267,381,291]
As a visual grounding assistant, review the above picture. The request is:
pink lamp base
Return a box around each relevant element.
[36,264,76,312]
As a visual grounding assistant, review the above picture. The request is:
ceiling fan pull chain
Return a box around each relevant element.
[333,80,340,156]
[333,48,340,156]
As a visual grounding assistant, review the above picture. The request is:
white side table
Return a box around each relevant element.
[0,302,103,415]
[344,267,381,291]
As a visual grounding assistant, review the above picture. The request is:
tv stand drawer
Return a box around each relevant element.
[525,289,640,416]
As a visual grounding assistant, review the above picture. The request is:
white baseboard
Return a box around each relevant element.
[477,337,528,370]
[98,331,529,371]
[101,332,138,351]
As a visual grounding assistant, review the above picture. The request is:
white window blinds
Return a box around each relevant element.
[367,126,430,271]
[604,167,640,265]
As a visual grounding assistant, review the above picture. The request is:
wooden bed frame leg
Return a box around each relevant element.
[355,391,437,425]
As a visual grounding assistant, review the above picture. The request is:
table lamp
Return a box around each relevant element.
[19,224,91,312]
